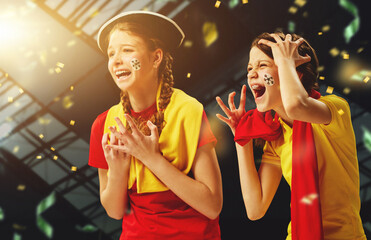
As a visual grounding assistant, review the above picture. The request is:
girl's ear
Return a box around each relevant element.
[153,48,163,68]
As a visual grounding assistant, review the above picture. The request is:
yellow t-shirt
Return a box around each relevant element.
[262,95,366,240]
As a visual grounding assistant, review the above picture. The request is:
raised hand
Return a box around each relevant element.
[258,33,311,68]
[216,85,247,135]
[106,115,161,167]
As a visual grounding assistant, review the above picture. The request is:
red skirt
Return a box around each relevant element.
[120,183,221,240]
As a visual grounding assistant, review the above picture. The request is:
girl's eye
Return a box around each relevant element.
[247,67,252,72]
[108,51,115,58]
[123,48,132,52]
[260,63,267,67]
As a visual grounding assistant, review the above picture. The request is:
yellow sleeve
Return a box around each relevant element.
[261,140,281,166]
[318,95,353,138]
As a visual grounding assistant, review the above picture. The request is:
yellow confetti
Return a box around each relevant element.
[302,11,308,17]
[5,73,9,78]
[53,155,58,160]
[50,147,55,151]
[70,120,75,126]
[187,73,191,78]
[39,50,47,65]
[326,86,334,94]
[357,47,364,53]
[242,0,248,4]
[90,9,99,18]
[70,85,74,91]
[343,87,351,95]
[203,22,218,47]
[318,65,325,72]
[322,25,330,32]
[13,146,20,153]
[183,40,193,48]
[329,47,340,57]
[62,95,74,109]
[73,30,81,36]
[48,68,54,75]
[318,31,323,35]
[215,0,221,8]
[67,39,77,47]
[301,193,318,205]
[364,76,370,83]
[294,0,306,7]
[38,117,51,125]
[8,97,13,103]
[319,76,325,80]
[71,166,77,172]
[19,88,24,94]
[55,67,62,74]
[17,184,26,191]
[39,134,44,139]
[54,96,60,102]
[338,109,344,116]
[288,6,298,14]
[56,62,64,68]
[36,155,42,159]
[343,53,349,60]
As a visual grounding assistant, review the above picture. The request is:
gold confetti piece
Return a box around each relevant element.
[329,47,340,57]
[5,73,9,78]
[56,62,64,68]
[63,95,74,109]
[17,184,26,191]
[322,25,330,32]
[294,0,306,7]
[38,117,51,125]
[187,73,191,78]
[302,11,308,17]
[90,9,99,18]
[318,31,323,35]
[18,88,24,94]
[364,76,370,83]
[215,0,221,8]
[343,53,349,59]
[288,6,298,14]
[203,22,218,47]
[67,39,77,46]
[50,147,55,151]
[8,97,13,103]
[343,87,351,95]
[70,120,75,126]
[338,109,344,115]
[183,40,193,48]
[48,68,54,75]
[13,146,20,153]
[0,83,2,87]
[39,50,47,65]
[319,76,325,80]
[71,166,77,171]
[73,30,82,36]
[53,155,58,160]
[39,134,44,139]
[326,86,334,94]
[55,67,62,74]
[242,0,248,4]
[70,85,74,91]
[54,97,60,102]
[36,155,42,159]
[357,47,364,53]
[301,193,318,205]
[318,65,325,72]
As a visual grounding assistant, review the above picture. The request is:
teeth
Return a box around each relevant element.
[251,85,261,90]
[115,70,129,75]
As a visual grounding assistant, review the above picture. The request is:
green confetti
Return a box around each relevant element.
[351,70,371,82]
[362,126,371,153]
[13,233,21,240]
[288,21,296,33]
[229,0,239,8]
[0,206,4,221]
[76,224,98,232]
[36,191,56,239]
[339,0,360,43]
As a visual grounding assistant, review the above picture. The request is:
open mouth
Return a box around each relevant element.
[115,70,131,80]
[251,84,266,99]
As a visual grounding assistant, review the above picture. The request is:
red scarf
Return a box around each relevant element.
[234,90,324,240]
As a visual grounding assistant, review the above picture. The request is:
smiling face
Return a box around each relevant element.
[247,46,282,112]
[107,30,158,93]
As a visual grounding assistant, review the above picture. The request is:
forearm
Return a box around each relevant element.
[100,168,130,219]
[145,153,222,219]
[235,141,266,220]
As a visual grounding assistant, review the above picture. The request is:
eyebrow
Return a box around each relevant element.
[107,43,135,50]
[248,60,271,66]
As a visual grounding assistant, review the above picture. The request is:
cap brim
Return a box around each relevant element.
[97,10,185,53]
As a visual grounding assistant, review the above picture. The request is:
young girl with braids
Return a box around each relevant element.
[88,11,222,239]
[216,32,366,240]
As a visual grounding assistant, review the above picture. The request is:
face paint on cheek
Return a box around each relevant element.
[130,58,141,71]
[264,73,275,86]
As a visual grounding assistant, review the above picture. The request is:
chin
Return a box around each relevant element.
[256,104,270,113]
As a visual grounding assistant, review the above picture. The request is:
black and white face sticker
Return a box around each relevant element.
[130,58,141,71]
[264,73,275,86]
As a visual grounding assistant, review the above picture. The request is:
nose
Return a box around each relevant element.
[112,52,123,66]
[247,68,258,80]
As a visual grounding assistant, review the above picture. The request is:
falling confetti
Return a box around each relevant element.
[363,127,371,153]
[39,134,44,139]
[13,233,21,240]
[288,21,295,33]
[318,32,323,36]
[17,184,26,191]
[56,62,64,68]
[300,193,318,205]
[322,25,331,32]
[36,155,42,159]
[242,0,248,4]
[363,76,370,83]
[350,70,371,82]
[36,191,56,239]
[326,86,334,94]
[319,76,325,80]
[187,73,191,78]
[343,87,351,94]
[50,147,55,151]
[183,40,193,48]
[288,6,298,14]
[53,155,58,161]
[229,0,239,8]
[343,53,349,59]
[70,120,75,126]
[90,9,99,18]
[214,0,221,8]
[202,22,218,47]
[329,48,340,57]
[0,206,4,221]
[54,67,61,74]
[70,86,74,91]
[294,0,307,7]
[13,146,20,154]
[357,47,364,53]
[8,97,14,103]
[38,117,51,125]
[76,224,98,232]
[62,95,74,109]
[337,109,344,116]
[339,0,360,43]
[67,40,76,47]
[18,88,24,94]
[71,166,77,172]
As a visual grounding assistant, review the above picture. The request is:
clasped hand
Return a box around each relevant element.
[105,114,160,166]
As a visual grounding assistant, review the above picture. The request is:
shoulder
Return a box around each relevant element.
[319,95,350,112]
[170,88,203,112]
[91,110,109,131]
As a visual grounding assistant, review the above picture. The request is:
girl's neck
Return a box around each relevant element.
[273,105,294,127]
[128,81,159,112]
